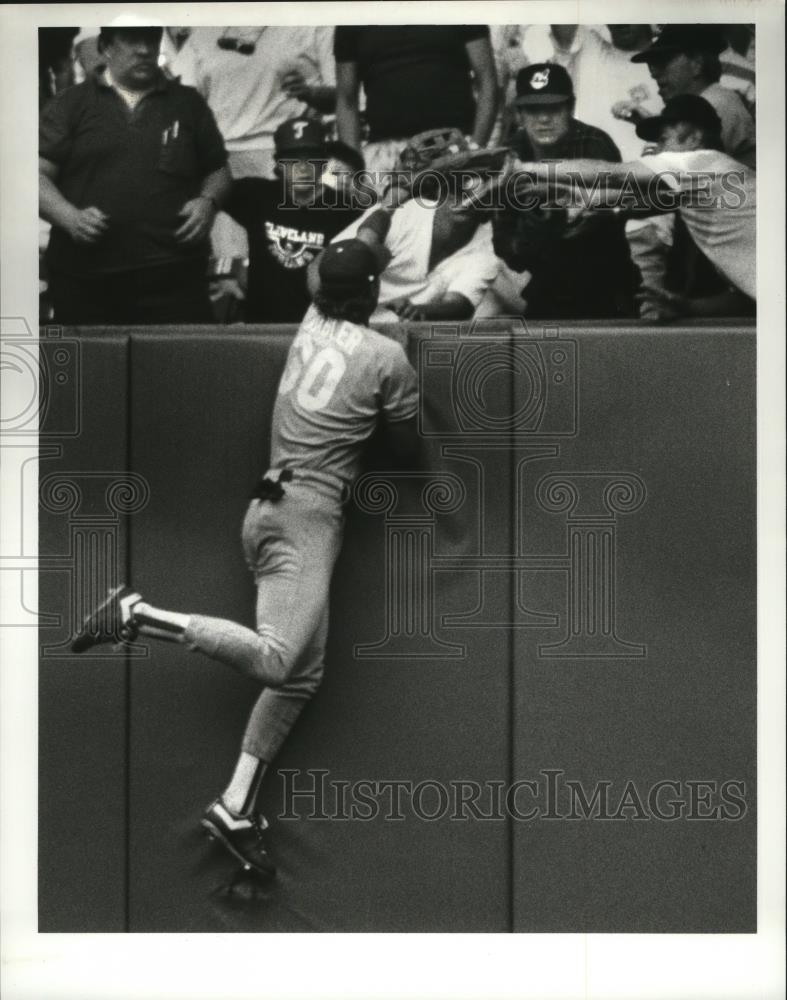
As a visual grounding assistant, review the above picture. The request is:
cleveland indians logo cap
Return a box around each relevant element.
[515,63,574,106]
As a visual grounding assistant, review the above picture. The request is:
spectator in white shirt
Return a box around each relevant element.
[718,24,756,116]
[320,162,503,323]
[169,26,336,259]
[513,94,755,305]
[630,24,755,169]
[171,26,336,182]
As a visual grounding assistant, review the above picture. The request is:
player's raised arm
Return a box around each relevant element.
[504,154,680,216]
[308,205,393,300]
[513,156,656,188]
[355,208,394,269]
[383,414,420,467]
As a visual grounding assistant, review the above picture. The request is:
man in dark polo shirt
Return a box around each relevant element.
[39,24,231,324]
[223,118,364,323]
[493,63,636,319]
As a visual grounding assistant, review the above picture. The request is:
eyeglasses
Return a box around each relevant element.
[216,28,266,56]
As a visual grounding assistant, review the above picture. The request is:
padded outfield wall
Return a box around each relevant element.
[36,319,756,932]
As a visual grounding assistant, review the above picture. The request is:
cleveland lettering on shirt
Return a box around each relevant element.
[226,179,363,322]
[264,222,327,269]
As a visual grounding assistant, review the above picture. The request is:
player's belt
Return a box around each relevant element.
[253,467,351,503]
[250,469,293,502]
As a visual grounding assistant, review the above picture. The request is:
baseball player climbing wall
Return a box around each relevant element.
[38,319,755,933]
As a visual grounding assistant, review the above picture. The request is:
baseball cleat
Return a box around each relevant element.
[71,585,142,653]
[201,799,277,880]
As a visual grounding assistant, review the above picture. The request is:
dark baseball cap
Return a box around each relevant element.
[630,24,727,63]
[635,93,723,141]
[319,239,381,297]
[515,63,574,106]
[274,118,327,159]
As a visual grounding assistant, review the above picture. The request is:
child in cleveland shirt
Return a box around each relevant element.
[225,118,365,322]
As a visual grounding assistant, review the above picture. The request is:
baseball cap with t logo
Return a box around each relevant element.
[274,118,327,160]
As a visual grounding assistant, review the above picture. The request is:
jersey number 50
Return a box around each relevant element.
[278,334,347,412]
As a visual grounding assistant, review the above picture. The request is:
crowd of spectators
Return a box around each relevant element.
[38,20,757,327]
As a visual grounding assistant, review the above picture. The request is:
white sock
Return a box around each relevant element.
[222,751,268,816]
[120,591,143,621]
[213,800,251,829]
[132,601,190,643]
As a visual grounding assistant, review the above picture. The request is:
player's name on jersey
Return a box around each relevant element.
[303,307,364,355]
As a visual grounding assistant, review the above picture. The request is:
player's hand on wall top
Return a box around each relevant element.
[389,297,426,321]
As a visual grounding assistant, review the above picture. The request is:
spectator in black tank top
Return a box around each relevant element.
[334,25,498,188]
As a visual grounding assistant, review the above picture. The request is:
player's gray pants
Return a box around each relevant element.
[184,477,345,762]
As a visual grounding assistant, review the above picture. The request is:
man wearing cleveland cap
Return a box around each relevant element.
[509,92,755,303]
[493,63,636,319]
[630,24,755,169]
[222,117,363,322]
[70,237,419,879]
[511,62,622,162]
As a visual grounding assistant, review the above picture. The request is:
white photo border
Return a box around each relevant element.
[1,3,784,999]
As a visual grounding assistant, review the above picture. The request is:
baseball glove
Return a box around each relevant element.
[394,129,510,203]
[397,128,470,173]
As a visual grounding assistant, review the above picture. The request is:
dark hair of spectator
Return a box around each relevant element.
[670,119,724,151]
[313,289,374,325]
[38,27,79,108]
[326,141,366,173]
[696,50,722,84]
[698,125,725,150]
[719,24,754,57]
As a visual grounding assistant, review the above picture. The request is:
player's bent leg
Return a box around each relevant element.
[203,606,329,876]
[71,586,191,653]
[71,584,300,689]
[184,615,297,687]
[240,667,324,762]
[240,608,328,762]
[200,751,276,877]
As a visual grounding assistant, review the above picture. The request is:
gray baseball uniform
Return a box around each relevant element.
[185,303,418,760]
